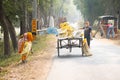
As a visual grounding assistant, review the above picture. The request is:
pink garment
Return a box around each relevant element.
[18,38,25,53]
[24,33,28,41]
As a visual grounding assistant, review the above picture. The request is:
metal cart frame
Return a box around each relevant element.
[57,37,84,56]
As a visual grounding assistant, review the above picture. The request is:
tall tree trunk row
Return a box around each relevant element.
[6,16,18,51]
[0,0,10,55]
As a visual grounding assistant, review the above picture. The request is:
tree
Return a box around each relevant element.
[74,0,120,26]
[74,0,106,24]
[3,0,20,51]
[38,0,69,27]
[0,0,10,55]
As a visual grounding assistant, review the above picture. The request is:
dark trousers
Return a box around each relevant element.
[85,37,90,47]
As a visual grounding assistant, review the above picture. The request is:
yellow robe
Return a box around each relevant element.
[21,41,32,61]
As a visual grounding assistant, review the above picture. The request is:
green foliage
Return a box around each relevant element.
[39,0,51,15]
[3,0,18,20]
[2,0,33,28]
[2,0,72,27]
[38,0,70,18]
[0,40,14,56]
[0,54,20,67]
[74,0,104,23]
[0,41,3,53]
[32,35,48,52]
[74,0,120,24]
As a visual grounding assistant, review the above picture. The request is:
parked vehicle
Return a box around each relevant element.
[93,15,118,37]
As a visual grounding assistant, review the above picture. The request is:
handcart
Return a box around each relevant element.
[57,37,84,56]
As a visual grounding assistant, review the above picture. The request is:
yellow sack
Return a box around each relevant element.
[82,38,92,56]
[59,22,74,37]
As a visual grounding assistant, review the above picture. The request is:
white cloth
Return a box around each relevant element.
[47,16,54,27]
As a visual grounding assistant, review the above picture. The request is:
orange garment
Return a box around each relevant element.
[18,32,34,62]
[27,32,33,42]
[21,54,26,61]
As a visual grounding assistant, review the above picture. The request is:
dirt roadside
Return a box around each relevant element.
[1,35,57,80]
[1,34,120,80]
[94,32,120,45]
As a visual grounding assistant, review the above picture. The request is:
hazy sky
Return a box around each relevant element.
[66,0,83,23]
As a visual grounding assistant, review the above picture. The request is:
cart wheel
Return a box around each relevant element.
[57,39,60,57]
[68,40,72,53]
[69,46,72,53]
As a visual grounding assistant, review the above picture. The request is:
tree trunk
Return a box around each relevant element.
[3,18,11,55]
[118,10,120,29]
[44,14,48,28]
[20,1,27,35]
[28,13,32,31]
[0,0,10,55]
[6,16,18,51]
[25,5,29,32]
[20,20,26,35]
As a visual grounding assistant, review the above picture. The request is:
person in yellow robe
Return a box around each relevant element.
[18,32,34,63]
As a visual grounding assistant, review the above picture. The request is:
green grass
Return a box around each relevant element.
[32,35,48,53]
[0,41,3,53]
[0,35,51,77]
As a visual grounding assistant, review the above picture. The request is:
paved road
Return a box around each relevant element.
[47,39,120,80]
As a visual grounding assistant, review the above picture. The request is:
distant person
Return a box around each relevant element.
[83,21,92,47]
[107,23,115,39]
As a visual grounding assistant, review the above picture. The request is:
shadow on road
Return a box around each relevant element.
[53,54,89,59]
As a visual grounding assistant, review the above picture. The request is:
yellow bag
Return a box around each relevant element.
[60,22,74,37]
[82,38,92,56]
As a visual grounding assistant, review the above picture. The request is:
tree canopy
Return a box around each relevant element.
[0,0,71,55]
[74,0,120,24]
